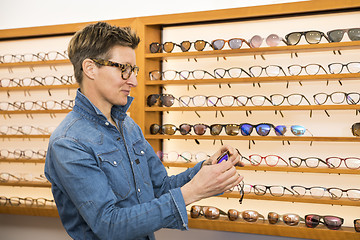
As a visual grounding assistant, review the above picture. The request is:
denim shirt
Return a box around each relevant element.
[44,89,203,240]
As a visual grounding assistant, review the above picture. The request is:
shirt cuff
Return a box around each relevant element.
[169,187,189,230]
[188,161,204,179]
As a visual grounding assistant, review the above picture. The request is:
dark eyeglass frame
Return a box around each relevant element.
[354,219,360,232]
[91,58,139,80]
[352,122,360,137]
[287,64,328,76]
[269,93,311,106]
[285,30,330,45]
[288,156,329,168]
[305,214,344,230]
[313,91,360,105]
[290,185,328,198]
[327,28,360,42]
[326,187,360,201]
[328,62,360,74]
[249,65,287,77]
[214,67,252,79]
[252,184,294,197]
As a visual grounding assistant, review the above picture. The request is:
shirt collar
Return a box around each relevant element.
[75,88,134,121]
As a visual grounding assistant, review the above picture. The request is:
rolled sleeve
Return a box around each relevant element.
[169,187,189,230]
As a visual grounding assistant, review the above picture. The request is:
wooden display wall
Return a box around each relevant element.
[0,1,359,239]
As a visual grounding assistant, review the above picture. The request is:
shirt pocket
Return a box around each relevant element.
[98,150,131,200]
[132,139,151,186]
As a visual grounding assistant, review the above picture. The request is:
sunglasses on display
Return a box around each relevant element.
[156,151,209,162]
[211,38,251,50]
[0,196,55,207]
[227,209,265,222]
[147,94,177,107]
[190,205,227,220]
[327,28,360,42]
[149,40,212,53]
[285,30,330,45]
[267,212,304,226]
[352,122,360,137]
[249,34,288,48]
[354,219,360,232]
[305,214,344,230]
[313,92,360,105]
[91,58,139,80]
[328,62,360,74]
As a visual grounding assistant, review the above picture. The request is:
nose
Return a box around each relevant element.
[127,73,138,87]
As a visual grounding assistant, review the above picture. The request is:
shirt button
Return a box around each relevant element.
[137,188,141,192]
[105,122,109,126]
[113,161,117,165]
[140,150,144,154]
[183,223,187,228]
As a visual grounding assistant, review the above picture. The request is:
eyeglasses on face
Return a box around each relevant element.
[249,65,287,77]
[248,154,288,167]
[227,209,265,222]
[147,94,177,107]
[156,151,209,162]
[268,212,304,226]
[249,34,288,48]
[305,214,344,230]
[285,30,330,45]
[288,157,329,168]
[269,94,311,106]
[327,28,360,42]
[328,62,360,74]
[211,38,251,50]
[287,64,328,76]
[327,187,360,201]
[0,149,46,159]
[190,205,227,220]
[91,58,139,80]
[326,157,360,169]
[313,92,360,105]
[214,67,252,79]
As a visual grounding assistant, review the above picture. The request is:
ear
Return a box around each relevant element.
[82,58,97,80]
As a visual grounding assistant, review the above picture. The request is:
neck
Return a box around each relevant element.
[80,85,112,122]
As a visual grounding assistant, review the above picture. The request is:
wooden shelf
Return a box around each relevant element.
[188,216,358,240]
[0,109,71,115]
[145,135,360,143]
[0,134,50,139]
[0,181,51,188]
[0,59,70,69]
[145,41,360,60]
[145,73,360,86]
[0,158,45,164]
[0,205,58,217]
[0,84,78,92]
[163,162,360,175]
[145,104,360,112]
[221,192,360,207]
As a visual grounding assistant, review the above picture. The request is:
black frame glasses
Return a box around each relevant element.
[313,92,360,105]
[327,28,360,42]
[269,93,311,106]
[328,62,360,74]
[285,30,330,45]
[91,58,139,80]
[305,214,344,230]
[147,94,177,107]
[214,67,252,78]
[287,64,328,76]
[249,65,287,77]
[288,156,329,168]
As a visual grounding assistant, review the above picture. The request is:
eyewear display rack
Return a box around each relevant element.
[0,1,360,239]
